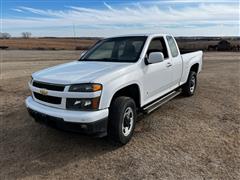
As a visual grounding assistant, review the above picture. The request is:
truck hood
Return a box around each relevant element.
[32,61,132,84]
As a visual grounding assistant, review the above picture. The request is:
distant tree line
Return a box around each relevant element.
[21,32,32,38]
[0,32,32,39]
[0,32,11,39]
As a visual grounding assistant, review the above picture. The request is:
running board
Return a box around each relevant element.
[142,89,182,114]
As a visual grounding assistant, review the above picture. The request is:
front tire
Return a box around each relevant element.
[108,96,136,145]
[182,71,197,96]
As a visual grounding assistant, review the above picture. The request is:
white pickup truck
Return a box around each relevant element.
[26,34,202,144]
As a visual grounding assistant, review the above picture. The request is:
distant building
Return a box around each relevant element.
[207,45,217,51]
[217,40,231,51]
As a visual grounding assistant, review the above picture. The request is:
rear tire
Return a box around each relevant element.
[108,96,136,145]
[182,71,197,97]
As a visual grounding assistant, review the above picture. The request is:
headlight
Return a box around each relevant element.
[66,97,100,110]
[69,83,102,92]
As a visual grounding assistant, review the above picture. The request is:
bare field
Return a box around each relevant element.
[1,38,239,51]
[0,38,98,50]
[176,40,240,51]
[0,51,240,179]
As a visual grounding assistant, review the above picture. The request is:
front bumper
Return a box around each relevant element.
[26,96,109,135]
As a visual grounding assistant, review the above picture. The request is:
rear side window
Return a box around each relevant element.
[166,36,179,57]
[147,37,169,59]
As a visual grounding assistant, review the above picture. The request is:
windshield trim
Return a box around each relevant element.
[79,36,147,63]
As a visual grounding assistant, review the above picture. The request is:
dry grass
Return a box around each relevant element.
[0,51,240,179]
[0,38,98,50]
[0,37,239,51]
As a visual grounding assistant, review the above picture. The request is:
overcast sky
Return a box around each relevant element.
[1,0,239,37]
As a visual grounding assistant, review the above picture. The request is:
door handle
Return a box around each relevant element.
[166,62,172,67]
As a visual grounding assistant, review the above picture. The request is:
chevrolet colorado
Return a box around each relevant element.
[26,34,203,144]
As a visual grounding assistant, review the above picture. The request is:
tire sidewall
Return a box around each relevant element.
[188,71,197,95]
[108,97,137,145]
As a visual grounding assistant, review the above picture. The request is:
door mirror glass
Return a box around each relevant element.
[147,52,164,64]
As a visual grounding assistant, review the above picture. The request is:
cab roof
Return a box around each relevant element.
[109,33,170,38]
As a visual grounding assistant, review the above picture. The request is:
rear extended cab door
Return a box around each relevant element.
[165,36,183,88]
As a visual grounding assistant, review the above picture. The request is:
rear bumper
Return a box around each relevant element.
[25,96,109,135]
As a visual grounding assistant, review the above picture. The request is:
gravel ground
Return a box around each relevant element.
[0,51,239,179]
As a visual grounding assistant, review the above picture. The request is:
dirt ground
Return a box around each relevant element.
[0,51,239,179]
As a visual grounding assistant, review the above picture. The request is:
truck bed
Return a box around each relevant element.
[180,49,199,54]
[180,50,203,85]
[181,50,203,61]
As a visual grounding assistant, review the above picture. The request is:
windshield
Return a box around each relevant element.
[80,36,147,63]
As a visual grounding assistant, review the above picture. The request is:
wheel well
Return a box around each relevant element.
[190,63,199,73]
[111,84,141,108]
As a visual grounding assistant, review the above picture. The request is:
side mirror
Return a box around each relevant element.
[147,52,164,64]
[80,50,87,59]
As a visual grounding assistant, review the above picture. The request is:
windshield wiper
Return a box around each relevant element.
[80,58,134,63]
[81,58,120,62]
[100,58,120,61]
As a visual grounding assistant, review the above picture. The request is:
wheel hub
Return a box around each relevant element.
[124,116,131,128]
[122,107,134,136]
[190,76,196,93]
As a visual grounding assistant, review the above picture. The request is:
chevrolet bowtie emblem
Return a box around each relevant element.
[39,89,48,95]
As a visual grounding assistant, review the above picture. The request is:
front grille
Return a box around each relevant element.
[33,81,65,91]
[34,92,62,104]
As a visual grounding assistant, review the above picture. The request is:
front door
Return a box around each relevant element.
[143,37,173,103]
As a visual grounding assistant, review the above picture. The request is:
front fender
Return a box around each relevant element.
[99,79,142,109]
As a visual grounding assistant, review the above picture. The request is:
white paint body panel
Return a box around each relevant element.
[27,34,203,123]
[26,97,108,123]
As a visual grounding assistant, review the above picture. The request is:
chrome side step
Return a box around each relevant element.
[143,89,182,114]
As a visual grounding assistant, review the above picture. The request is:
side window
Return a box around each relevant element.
[166,36,179,57]
[147,37,169,59]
